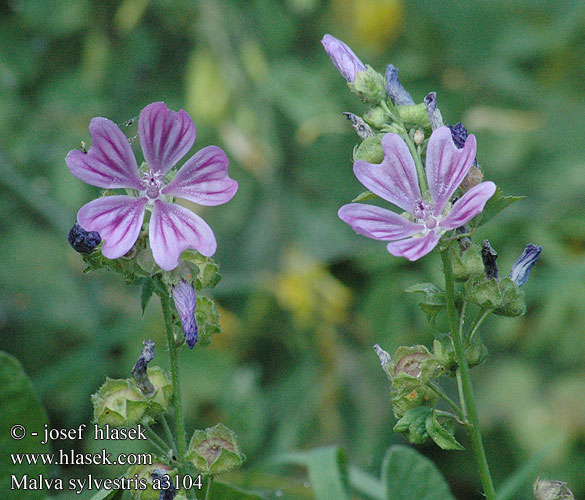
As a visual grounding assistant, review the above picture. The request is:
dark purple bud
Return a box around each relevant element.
[321,34,366,83]
[172,280,198,348]
[448,122,468,149]
[509,244,542,286]
[151,469,176,500]
[385,65,415,105]
[481,240,499,280]
[131,339,156,397]
[424,92,444,130]
[68,222,101,254]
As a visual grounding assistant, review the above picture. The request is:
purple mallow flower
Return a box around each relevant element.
[385,65,415,105]
[509,244,542,286]
[321,34,366,83]
[172,280,198,348]
[66,102,238,271]
[338,126,496,261]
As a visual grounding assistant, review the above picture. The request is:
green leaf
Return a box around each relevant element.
[277,446,350,500]
[209,480,267,500]
[477,186,524,227]
[352,190,379,202]
[0,351,50,500]
[393,406,432,444]
[140,279,155,315]
[425,411,464,450]
[382,445,456,500]
[349,466,384,500]
[405,283,446,321]
[195,296,222,346]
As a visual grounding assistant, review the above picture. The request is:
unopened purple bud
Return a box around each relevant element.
[172,280,198,348]
[509,244,542,286]
[385,65,415,105]
[424,92,444,130]
[448,122,468,149]
[151,469,176,500]
[321,34,366,83]
[68,222,101,254]
[481,240,499,280]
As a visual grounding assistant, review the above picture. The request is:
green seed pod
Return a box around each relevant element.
[349,65,386,104]
[186,423,245,474]
[91,378,151,427]
[534,478,575,500]
[144,366,172,417]
[363,106,388,129]
[451,244,484,282]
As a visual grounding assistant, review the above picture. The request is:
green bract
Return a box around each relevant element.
[349,65,386,104]
[465,276,526,316]
[450,244,484,282]
[92,378,151,427]
[354,135,384,163]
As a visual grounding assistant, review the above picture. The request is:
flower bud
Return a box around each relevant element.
[186,423,245,474]
[424,92,444,130]
[349,65,387,104]
[321,34,366,83]
[395,103,430,127]
[413,129,425,146]
[68,222,101,254]
[451,243,484,282]
[151,469,176,500]
[353,136,384,164]
[385,65,415,105]
[448,122,482,191]
[92,378,151,427]
[172,280,198,348]
[466,333,488,367]
[363,106,389,129]
[510,244,542,286]
[533,478,575,500]
[433,338,456,374]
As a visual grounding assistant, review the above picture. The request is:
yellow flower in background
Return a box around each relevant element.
[331,0,405,52]
[274,248,351,327]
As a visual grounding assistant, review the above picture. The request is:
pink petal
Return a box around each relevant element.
[338,203,424,240]
[66,118,143,190]
[354,133,422,213]
[386,232,441,261]
[425,126,477,213]
[440,181,496,230]
[139,102,196,174]
[162,146,238,206]
[77,195,147,259]
[149,200,217,271]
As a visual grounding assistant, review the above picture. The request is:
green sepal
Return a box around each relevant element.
[425,411,464,450]
[195,296,222,346]
[393,406,432,444]
[450,244,484,282]
[353,135,384,164]
[143,366,172,417]
[395,103,430,128]
[405,283,446,322]
[466,333,488,367]
[433,337,457,375]
[349,65,386,104]
[477,186,524,227]
[181,251,221,290]
[352,190,380,202]
[136,247,158,276]
[465,277,526,316]
[186,423,245,474]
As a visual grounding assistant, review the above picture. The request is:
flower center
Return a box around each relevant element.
[412,200,438,229]
[141,169,164,199]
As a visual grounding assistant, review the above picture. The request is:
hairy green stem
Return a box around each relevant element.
[440,246,496,500]
[161,415,178,456]
[467,308,492,345]
[146,428,170,458]
[427,382,466,422]
[205,476,214,500]
[160,292,187,461]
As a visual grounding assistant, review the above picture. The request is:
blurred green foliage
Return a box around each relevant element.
[1,0,585,499]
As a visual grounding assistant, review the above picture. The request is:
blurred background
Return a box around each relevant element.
[1,0,585,498]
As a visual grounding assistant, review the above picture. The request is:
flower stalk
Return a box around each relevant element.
[159,291,187,461]
[440,245,496,500]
